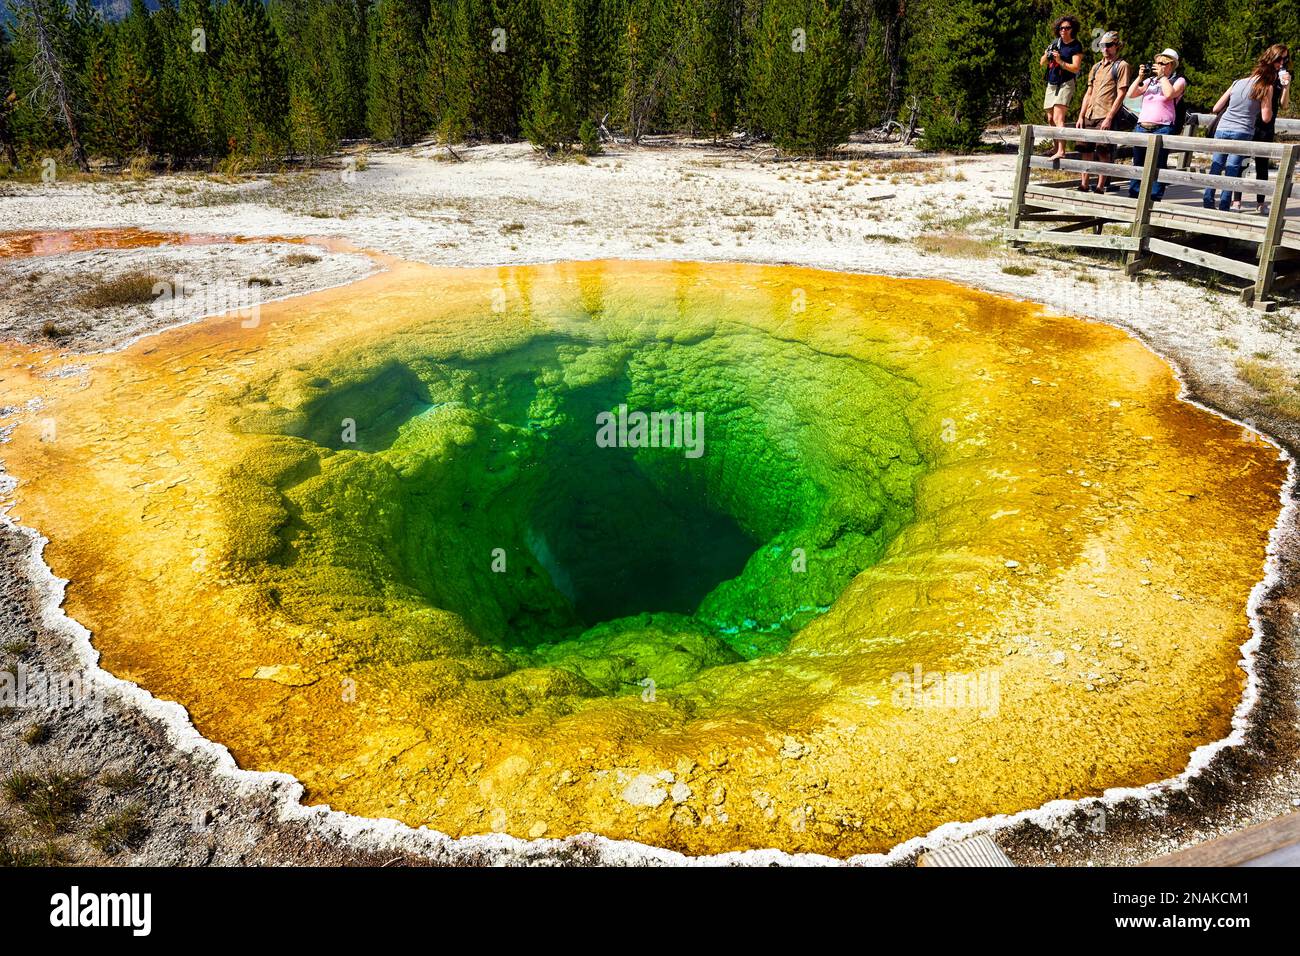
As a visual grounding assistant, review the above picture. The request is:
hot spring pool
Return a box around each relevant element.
[0,251,1285,857]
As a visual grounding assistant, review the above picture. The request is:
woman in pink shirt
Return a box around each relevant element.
[1125,49,1187,200]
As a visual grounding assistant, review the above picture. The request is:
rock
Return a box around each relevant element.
[238,664,318,687]
[671,805,699,828]
[621,773,668,808]
[779,736,807,759]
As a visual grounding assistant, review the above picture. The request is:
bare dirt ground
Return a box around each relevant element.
[3,133,1300,866]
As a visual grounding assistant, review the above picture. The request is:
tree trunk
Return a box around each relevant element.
[0,95,19,168]
[23,0,90,172]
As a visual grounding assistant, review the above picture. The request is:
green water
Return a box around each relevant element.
[231,325,923,692]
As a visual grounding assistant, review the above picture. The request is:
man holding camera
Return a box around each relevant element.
[1125,49,1187,200]
[1076,31,1133,193]
[1040,15,1085,160]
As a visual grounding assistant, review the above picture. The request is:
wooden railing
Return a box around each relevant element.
[1184,112,1300,140]
[1006,124,1300,307]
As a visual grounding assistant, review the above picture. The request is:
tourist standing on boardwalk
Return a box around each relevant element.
[1234,44,1292,213]
[1041,15,1085,160]
[1203,58,1278,210]
[1076,31,1133,192]
[1126,50,1186,200]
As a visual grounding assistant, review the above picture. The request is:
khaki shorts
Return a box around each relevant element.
[1043,79,1076,110]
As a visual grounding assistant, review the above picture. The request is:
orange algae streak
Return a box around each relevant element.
[0,254,1285,857]
[0,228,341,259]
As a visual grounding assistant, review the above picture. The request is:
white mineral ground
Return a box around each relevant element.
[2,132,1300,865]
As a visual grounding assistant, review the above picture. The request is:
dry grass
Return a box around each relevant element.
[89,802,148,854]
[282,252,321,267]
[0,818,67,866]
[1231,357,1300,418]
[3,771,86,834]
[876,159,933,176]
[126,152,155,181]
[1235,357,1289,393]
[917,232,998,258]
[74,270,164,309]
[22,723,50,745]
[0,150,106,184]
[100,769,144,792]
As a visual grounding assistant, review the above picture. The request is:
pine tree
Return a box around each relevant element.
[10,0,91,169]
[217,0,288,158]
[175,0,223,161]
[619,0,681,141]
[486,0,543,138]
[670,0,736,139]
[521,59,572,150]
[424,0,469,140]
[0,23,20,167]
[748,0,855,154]
[367,0,429,145]
[272,0,362,161]
[81,19,121,158]
[851,0,907,127]
[548,0,621,127]
[1195,0,1299,104]
[912,0,1035,152]
[111,0,160,156]
[152,0,194,160]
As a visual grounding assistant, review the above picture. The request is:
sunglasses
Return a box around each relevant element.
[1102,42,1117,48]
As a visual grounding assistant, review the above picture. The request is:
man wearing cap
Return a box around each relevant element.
[1125,48,1187,200]
[1076,31,1133,193]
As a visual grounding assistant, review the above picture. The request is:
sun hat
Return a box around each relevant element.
[1158,48,1180,64]
[1100,31,1120,45]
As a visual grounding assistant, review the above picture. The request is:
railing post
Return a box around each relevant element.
[1125,132,1163,277]
[1007,124,1035,241]
[1177,116,1197,170]
[1253,143,1298,307]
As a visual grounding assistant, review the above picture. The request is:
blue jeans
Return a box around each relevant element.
[1128,123,1175,199]
[1204,130,1253,209]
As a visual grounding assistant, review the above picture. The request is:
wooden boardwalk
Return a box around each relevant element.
[1005,118,1300,308]
[1143,812,1300,867]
